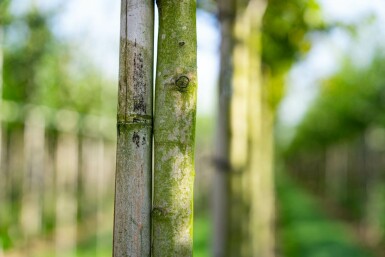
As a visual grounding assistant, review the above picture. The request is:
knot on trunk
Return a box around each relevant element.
[175,76,190,90]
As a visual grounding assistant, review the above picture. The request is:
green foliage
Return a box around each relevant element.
[262,0,322,76]
[288,51,385,155]
[0,0,12,25]
[2,5,115,116]
[3,8,56,103]
[262,0,324,110]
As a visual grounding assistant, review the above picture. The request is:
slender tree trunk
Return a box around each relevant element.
[112,0,154,256]
[213,0,235,256]
[21,110,45,238]
[245,1,275,256]
[245,3,262,256]
[0,26,4,228]
[228,7,250,255]
[55,132,78,257]
[152,1,197,256]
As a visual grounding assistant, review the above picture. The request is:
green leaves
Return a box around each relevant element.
[288,52,385,154]
[262,0,323,76]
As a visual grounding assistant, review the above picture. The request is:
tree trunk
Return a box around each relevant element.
[0,26,4,228]
[228,6,250,255]
[112,0,154,256]
[152,1,197,256]
[245,3,262,256]
[213,0,235,256]
[245,1,275,256]
[21,110,45,238]
[55,132,78,257]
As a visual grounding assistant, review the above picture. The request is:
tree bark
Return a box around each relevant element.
[213,0,235,256]
[0,26,4,224]
[228,7,250,255]
[112,0,154,256]
[245,1,275,256]
[152,1,197,256]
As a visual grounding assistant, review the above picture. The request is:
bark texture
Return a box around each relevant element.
[152,1,197,256]
[112,1,154,256]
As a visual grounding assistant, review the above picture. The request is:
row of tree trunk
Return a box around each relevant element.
[287,131,385,250]
[0,112,116,256]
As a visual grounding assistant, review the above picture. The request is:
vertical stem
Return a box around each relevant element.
[152,0,197,256]
[213,0,235,255]
[21,109,45,238]
[229,7,250,256]
[112,0,154,256]
[55,132,78,257]
[0,26,3,179]
[0,26,4,238]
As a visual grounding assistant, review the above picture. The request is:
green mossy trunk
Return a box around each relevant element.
[112,1,154,256]
[152,1,197,256]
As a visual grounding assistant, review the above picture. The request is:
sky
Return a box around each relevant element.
[9,0,385,120]
[50,0,220,116]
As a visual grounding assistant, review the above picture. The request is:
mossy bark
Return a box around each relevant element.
[152,1,197,256]
[112,1,154,256]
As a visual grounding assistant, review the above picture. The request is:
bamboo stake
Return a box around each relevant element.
[112,0,154,256]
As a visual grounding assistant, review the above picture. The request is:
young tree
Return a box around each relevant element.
[112,1,154,256]
[0,4,4,218]
[245,1,275,256]
[0,22,3,164]
[213,0,236,256]
[152,0,198,256]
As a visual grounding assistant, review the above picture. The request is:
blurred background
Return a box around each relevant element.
[1,0,385,256]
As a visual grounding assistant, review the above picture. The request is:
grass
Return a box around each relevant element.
[9,212,211,257]
[276,171,374,257]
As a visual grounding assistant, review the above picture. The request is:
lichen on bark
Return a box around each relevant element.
[113,1,154,256]
[152,0,197,256]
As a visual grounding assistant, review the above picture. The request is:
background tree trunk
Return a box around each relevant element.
[55,132,78,257]
[112,0,154,256]
[228,6,250,255]
[213,0,235,256]
[245,1,275,256]
[152,1,197,256]
[0,26,4,233]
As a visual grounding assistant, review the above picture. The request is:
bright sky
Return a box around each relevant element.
[50,0,220,116]
[10,0,385,119]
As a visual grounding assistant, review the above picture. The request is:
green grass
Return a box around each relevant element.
[194,212,211,257]
[277,171,374,257]
[26,212,210,257]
